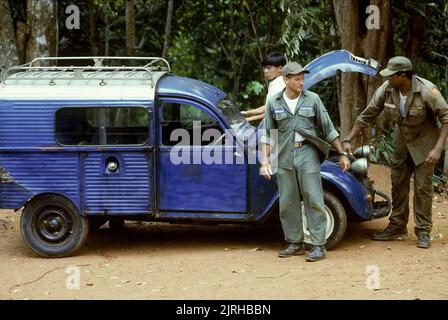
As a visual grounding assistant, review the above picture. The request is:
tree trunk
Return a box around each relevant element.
[89,0,98,56]
[26,0,57,63]
[406,13,425,64]
[162,0,174,60]
[126,0,135,56]
[333,0,364,139]
[0,0,20,69]
[363,0,393,135]
[333,0,392,140]
[104,5,110,56]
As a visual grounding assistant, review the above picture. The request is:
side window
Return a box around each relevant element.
[55,107,149,146]
[160,102,223,146]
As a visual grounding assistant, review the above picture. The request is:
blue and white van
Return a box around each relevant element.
[0,51,391,257]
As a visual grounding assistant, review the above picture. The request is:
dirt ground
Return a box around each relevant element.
[1,164,447,300]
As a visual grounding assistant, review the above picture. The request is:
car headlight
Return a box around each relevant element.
[353,145,371,159]
[350,158,369,177]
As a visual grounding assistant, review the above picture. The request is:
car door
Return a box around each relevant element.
[55,105,154,215]
[157,98,247,213]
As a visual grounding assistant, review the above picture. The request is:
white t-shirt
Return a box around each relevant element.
[399,91,407,118]
[266,76,286,104]
[282,92,305,142]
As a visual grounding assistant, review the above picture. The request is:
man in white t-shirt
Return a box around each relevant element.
[241,52,286,122]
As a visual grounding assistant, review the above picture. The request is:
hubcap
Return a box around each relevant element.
[34,207,73,244]
[302,203,334,244]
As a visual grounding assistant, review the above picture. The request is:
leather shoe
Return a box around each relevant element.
[306,245,326,262]
[372,225,408,241]
[417,233,431,249]
[278,243,305,258]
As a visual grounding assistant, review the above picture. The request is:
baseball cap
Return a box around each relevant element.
[282,62,310,77]
[379,56,412,77]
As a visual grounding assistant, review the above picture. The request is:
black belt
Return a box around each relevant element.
[293,140,308,148]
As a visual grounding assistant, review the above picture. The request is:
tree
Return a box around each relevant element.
[162,0,173,60]
[1,0,57,70]
[333,0,392,139]
[26,0,58,62]
[0,0,20,69]
[126,0,135,55]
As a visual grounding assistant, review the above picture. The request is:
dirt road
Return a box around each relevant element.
[1,165,447,300]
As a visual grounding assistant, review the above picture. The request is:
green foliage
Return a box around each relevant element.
[370,125,395,167]
[280,0,336,61]
[391,0,448,97]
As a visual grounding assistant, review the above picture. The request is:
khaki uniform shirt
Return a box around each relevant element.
[356,76,448,165]
[262,89,339,170]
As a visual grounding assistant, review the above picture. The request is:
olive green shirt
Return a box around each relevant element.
[262,89,339,170]
[356,76,448,165]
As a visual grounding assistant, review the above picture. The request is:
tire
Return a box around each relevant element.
[20,195,89,258]
[88,216,109,232]
[302,190,347,250]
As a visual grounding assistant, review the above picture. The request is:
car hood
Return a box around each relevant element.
[303,50,379,89]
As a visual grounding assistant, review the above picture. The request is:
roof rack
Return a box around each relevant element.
[1,56,171,87]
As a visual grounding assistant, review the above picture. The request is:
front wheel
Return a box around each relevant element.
[302,191,347,250]
[20,195,89,258]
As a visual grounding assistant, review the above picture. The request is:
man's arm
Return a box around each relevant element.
[425,87,448,167]
[315,95,339,144]
[241,105,266,121]
[246,112,266,122]
[315,96,350,171]
[330,137,350,172]
[342,84,388,153]
[260,101,275,179]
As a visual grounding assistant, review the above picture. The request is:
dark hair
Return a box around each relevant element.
[397,71,413,79]
[261,52,286,67]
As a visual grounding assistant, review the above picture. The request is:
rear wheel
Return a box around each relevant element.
[20,195,89,258]
[302,191,347,250]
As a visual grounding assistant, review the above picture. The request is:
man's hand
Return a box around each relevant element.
[260,163,272,180]
[342,140,354,154]
[425,147,442,167]
[340,155,350,172]
[241,106,266,122]
[245,112,265,122]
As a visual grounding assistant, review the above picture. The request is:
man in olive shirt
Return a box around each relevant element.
[261,62,350,262]
[343,56,448,249]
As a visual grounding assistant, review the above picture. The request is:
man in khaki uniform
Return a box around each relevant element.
[261,62,350,262]
[343,56,448,248]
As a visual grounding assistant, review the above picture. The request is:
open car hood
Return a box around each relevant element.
[303,50,379,89]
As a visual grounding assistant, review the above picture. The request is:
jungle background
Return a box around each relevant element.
[1,0,448,188]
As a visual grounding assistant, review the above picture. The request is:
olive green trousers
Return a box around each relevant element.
[276,144,327,246]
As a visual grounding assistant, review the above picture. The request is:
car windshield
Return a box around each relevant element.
[216,97,247,130]
[216,96,258,147]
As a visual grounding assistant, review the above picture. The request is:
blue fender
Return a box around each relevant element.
[320,161,372,220]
